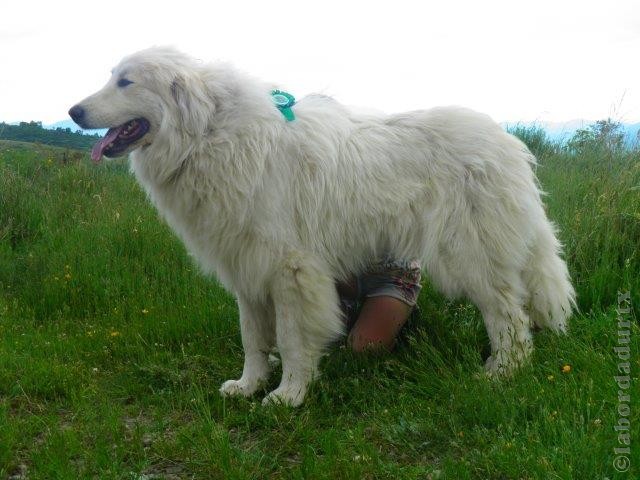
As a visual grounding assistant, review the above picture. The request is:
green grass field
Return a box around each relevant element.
[1,138,638,479]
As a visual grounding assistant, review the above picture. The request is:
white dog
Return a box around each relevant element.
[70,47,575,406]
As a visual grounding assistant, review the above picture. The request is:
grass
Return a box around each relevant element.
[0,138,639,479]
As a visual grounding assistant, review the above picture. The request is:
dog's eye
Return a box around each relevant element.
[117,78,134,88]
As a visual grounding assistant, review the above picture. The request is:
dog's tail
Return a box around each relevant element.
[522,220,576,332]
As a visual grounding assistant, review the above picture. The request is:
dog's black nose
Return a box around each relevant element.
[68,105,85,124]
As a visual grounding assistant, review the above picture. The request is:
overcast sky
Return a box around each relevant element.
[1,0,638,124]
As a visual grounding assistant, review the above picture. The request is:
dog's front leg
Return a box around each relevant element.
[262,299,317,407]
[262,253,344,407]
[219,297,274,398]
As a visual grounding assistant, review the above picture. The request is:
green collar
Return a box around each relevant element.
[271,90,296,121]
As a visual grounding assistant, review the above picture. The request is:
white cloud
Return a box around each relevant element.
[1,0,639,123]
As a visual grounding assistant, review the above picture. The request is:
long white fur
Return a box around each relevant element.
[73,47,576,406]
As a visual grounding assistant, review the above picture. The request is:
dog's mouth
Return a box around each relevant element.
[91,118,150,163]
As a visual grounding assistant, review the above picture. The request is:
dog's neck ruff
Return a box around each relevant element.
[271,90,296,121]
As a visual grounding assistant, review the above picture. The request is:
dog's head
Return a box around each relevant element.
[69,47,208,162]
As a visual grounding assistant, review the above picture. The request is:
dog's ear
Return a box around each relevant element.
[170,75,211,135]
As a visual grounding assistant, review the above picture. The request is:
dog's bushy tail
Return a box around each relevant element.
[523,221,576,332]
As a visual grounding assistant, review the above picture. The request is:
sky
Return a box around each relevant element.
[1,0,639,125]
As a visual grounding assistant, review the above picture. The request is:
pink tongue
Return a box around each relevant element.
[91,127,123,163]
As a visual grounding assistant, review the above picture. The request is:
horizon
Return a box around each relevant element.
[6,114,640,134]
[1,0,639,125]
[6,117,640,149]
[4,115,640,130]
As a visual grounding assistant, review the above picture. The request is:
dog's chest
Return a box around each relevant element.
[132,161,273,297]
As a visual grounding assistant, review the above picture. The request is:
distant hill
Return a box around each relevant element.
[44,119,107,136]
[45,119,84,132]
[0,121,101,150]
[622,123,640,146]
[502,120,640,147]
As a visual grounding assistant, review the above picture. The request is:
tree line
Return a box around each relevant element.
[0,121,100,150]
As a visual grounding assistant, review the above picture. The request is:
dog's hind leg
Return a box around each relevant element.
[479,299,533,376]
[219,297,275,398]
[430,206,534,376]
[467,273,534,376]
[263,252,344,407]
[434,251,534,375]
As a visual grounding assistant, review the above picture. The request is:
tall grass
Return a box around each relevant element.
[508,124,559,161]
[508,126,640,311]
[0,137,638,479]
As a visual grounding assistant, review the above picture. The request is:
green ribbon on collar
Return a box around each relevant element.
[271,90,296,122]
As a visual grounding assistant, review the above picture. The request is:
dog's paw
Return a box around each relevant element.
[262,384,306,407]
[484,355,510,378]
[219,378,259,398]
[484,343,532,378]
[485,352,523,378]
